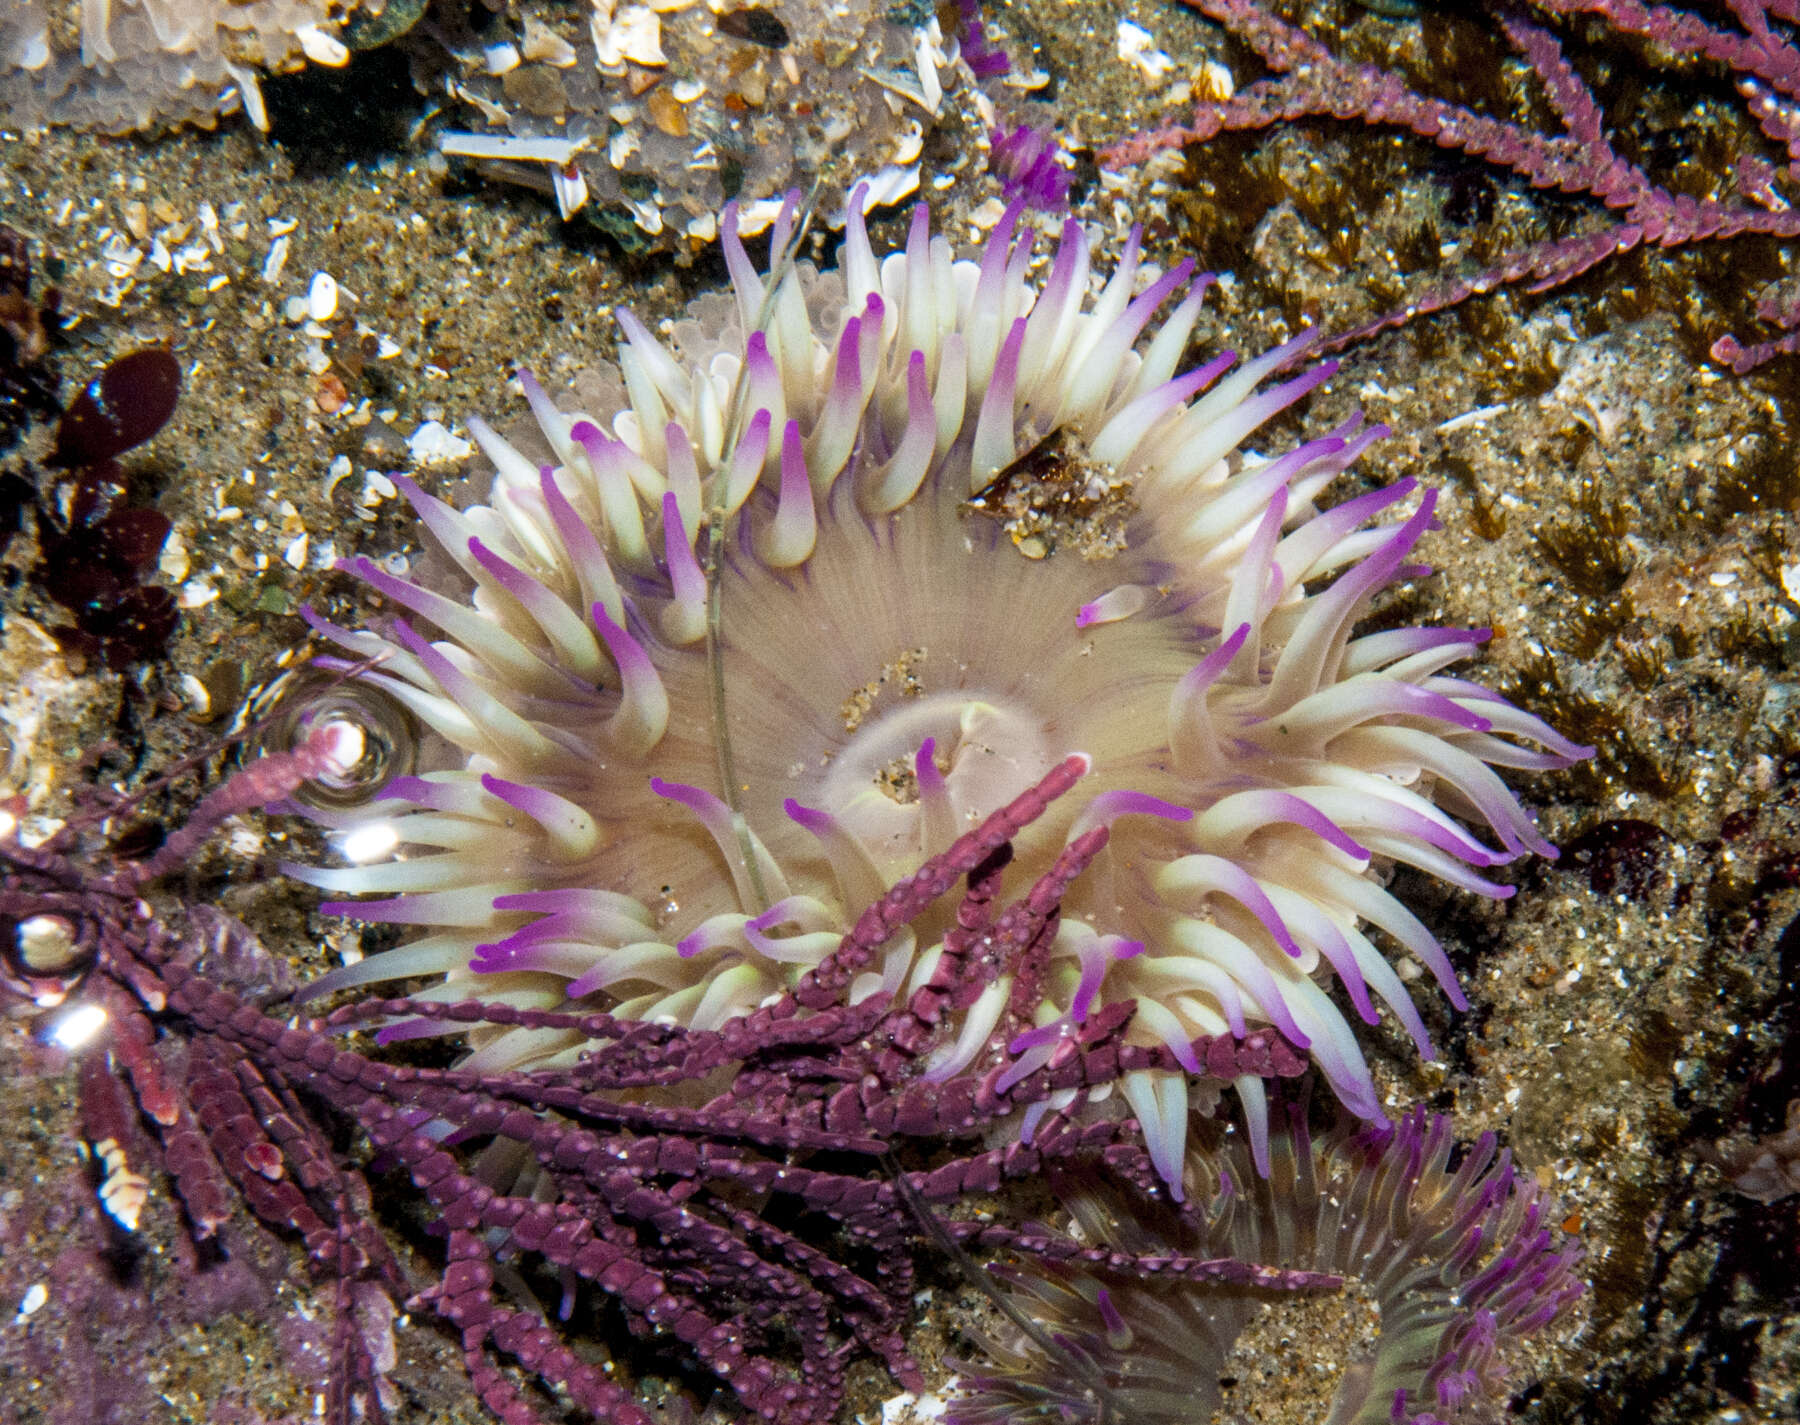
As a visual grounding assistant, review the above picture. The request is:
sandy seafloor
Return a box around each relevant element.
[3,1,1800,1423]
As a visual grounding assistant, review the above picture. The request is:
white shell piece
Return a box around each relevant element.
[439,131,587,165]
[553,164,590,220]
[15,24,49,71]
[1116,20,1174,84]
[594,5,666,68]
[914,31,943,114]
[295,24,349,67]
[159,527,189,581]
[408,420,476,465]
[225,62,269,130]
[521,19,579,67]
[733,196,788,237]
[891,121,924,166]
[13,1284,48,1325]
[307,271,339,321]
[450,81,511,126]
[880,1390,948,1425]
[832,164,920,226]
[1197,58,1236,102]
[628,198,665,235]
[262,234,290,285]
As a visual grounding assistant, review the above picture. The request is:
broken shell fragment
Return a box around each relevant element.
[593,4,667,69]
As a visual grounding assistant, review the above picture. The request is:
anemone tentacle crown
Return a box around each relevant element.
[292,189,1587,1185]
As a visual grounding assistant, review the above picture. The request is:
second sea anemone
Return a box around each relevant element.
[290,190,1587,1186]
[950,1101,1586,1424]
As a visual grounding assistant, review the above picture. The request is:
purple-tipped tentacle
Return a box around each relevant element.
[591,603,669,756]
[970,315,1030,487]
[761,419,818,567]
[660,491,707,641]
[1075,583,1152,629]
[1067,788,1193,843]
[807,311,870,488]
[863,350,937,512]
[652,779,749,890]
[1197,789,1370,861]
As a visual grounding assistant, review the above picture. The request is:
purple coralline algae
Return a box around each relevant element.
[1105,0,1800,371]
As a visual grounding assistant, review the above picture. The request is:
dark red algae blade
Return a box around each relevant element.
[50,347,181,467]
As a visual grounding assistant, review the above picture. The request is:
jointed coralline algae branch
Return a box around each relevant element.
[5,739,1351,1425]
[291,188,1587,1190]
[1105,0,1800,372]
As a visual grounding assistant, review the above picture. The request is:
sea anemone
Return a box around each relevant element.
[289,189,1586,1186]
[950,1102,1587,1425]
[988,121,1073,211]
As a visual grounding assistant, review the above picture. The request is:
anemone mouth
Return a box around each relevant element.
[291,188,1589,1179]
[814,692,1062,850]
[429,452,1192,946]
[659,462,1187,898]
